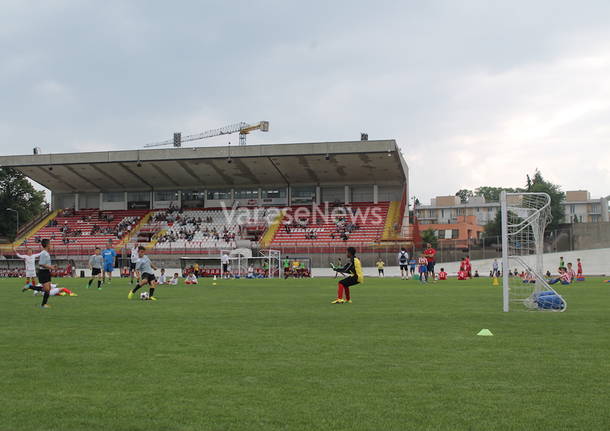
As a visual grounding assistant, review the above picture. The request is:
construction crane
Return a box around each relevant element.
[144,121,269,148]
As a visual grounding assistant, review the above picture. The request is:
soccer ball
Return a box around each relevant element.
[140,292,149,300]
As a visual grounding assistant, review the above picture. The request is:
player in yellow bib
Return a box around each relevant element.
[331,247,363,304]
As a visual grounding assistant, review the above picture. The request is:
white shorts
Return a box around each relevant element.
[26,270,37,278]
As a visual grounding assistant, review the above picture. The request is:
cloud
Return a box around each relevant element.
[1,0,610,203]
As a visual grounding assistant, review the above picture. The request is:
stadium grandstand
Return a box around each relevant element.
[0,139,410,272]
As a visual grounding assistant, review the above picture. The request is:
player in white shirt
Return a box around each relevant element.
[14,247,42,290]
[247,265,254,278]
[397,248,409,280]
[168,273,180,285]
[129,244,140,284]
[221,253,230,279]
[27,283,78,297]
[158,268,167,285]
[185,273,198,285]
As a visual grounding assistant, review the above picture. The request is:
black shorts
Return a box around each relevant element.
[141,272,156,283]
[399,264,408,270]
[378,269,384,274]
[129,262,137,271]
[37,269,51,284]
[340,276,360,288]
[92,268,101,276]
[222,263,228,272]
[427,262,435,272]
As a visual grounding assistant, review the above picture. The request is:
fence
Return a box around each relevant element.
[6,223,609,268]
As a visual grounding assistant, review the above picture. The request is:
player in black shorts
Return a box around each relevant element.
[36,239,57,309]
[331,247,364,304]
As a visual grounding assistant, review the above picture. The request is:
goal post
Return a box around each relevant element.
[500,191,567,312]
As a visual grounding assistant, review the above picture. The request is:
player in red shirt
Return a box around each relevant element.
[438,268,447,280]
[464,256,472,278]
[576,258,583,278]
[423,243,437,280]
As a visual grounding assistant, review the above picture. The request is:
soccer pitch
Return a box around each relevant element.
[1,277,608,431]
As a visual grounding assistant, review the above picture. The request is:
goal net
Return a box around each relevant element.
[500,191,566,312]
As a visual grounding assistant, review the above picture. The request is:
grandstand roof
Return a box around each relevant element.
[0,140,407,193]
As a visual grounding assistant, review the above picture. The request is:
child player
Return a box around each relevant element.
[127,246,159,300]
[376,257,385,277]
[438,268,448,280]
[102,240,117,284]
[13,247,41,290]
[37,239,57,309]
[331,247,364,304]
[576,258,584,279]
[417,254,428,283]
[87,247,104,290]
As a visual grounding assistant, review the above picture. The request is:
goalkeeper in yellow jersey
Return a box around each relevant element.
[330,247,364,304]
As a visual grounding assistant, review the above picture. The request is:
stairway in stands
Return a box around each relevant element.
[26,209,149,250]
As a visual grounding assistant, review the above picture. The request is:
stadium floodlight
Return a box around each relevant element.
[500,191,567,312]
[173,132,181,148]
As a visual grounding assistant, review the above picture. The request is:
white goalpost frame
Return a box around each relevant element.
[500,191,567,312]
[260,249,281,279]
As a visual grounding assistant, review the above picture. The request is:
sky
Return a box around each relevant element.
[1,0,610,204]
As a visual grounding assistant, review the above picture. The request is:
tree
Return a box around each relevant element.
[474,186,523,202]
[421,229,438,249]
[525,169,565,231]
[455,189,473,204]
[483,211,501,239]
[0,167,47,240]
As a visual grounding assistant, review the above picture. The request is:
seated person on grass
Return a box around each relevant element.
[438,268,447,280]
[549,267,571,285]
[185,273,198,285]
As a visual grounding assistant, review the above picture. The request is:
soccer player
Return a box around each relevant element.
[464,255,472,278]
[185,273,198,285]
[397,247,409,279]
[87,247,104,290]
[576,258,584,279]
[331,247,363,304]
[222,253,230,279]
[26,283,77,297]
[376,257,385,277]
[282,256,290,277]
[423,243,437,280]
[127,246,159,300]
[417,254,428,283]
[549,267,571,285]
[129,243,140,284]
[559,256,565,268]
[438,268,447,280]
[168,273,180,285]
[566,263,576,284]
[408,257,416,277]
[102,240,117,284]
[492,259,499,277]
[158,268,167,285]
[13,247,41,290]
[36,239,57,309]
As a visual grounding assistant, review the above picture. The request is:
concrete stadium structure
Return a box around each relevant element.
[1,140,409,213]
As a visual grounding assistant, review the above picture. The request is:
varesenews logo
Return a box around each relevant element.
[219,202,384,226]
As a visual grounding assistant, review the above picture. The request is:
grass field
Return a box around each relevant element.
[1,276,609,431]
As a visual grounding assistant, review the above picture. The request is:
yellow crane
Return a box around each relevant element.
[145,121,269,148]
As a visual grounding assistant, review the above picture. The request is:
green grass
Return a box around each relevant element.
[1,276,609,431]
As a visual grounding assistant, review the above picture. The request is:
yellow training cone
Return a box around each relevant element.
[477,329,493,336]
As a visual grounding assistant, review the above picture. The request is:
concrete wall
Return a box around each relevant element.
[312,247,610,278]
[572,222,610,250]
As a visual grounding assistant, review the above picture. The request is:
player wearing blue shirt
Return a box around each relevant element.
[102,240,117,284]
